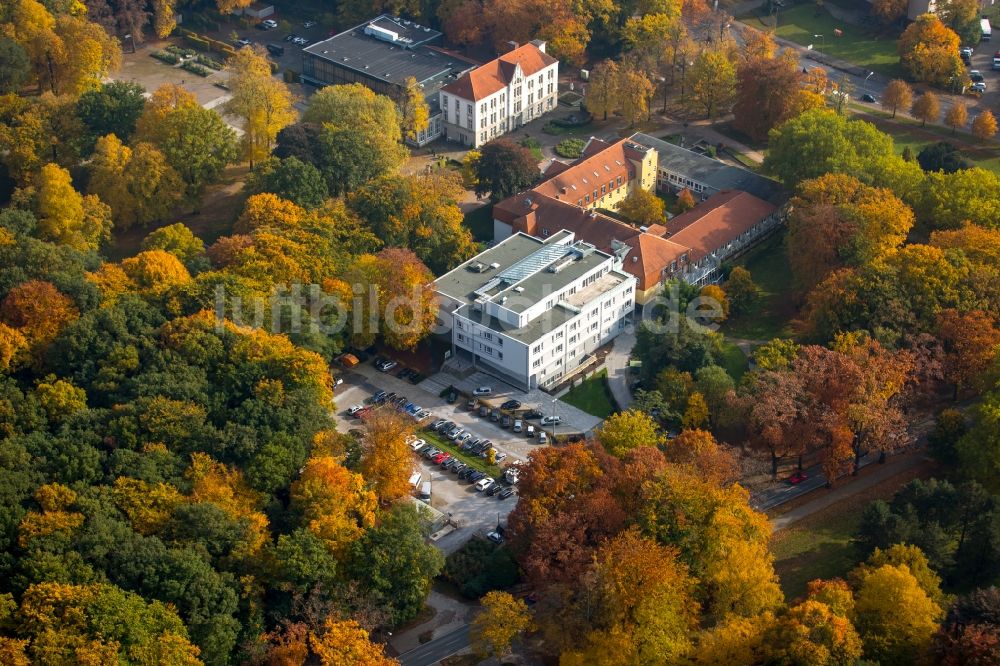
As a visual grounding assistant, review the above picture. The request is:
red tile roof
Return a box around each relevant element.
[530,138,649,205]
[441,43,556,101]
[665,190,778,261]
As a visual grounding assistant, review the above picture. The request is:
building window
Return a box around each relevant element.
[533,359,541,368]
[484,331,492,341]
[617,175,623,186]
[457,333,465,342]
[601,185,606,195]
[593,189,598,200]
[457,321,464,330]
[585,194,590,203]
[498,351,503,360]
[533,344,542,353]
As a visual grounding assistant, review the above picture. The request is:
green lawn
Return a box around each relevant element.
[850,107,1000,176]
[721,232,796,341]
[718,341,750,381]
[772,509,862,600]
[746,4,902,78]
[462,204,494,242]
[419,430,502,478]
[561,369,619,419]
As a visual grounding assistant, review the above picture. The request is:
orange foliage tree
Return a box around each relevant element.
[0,280,79,352]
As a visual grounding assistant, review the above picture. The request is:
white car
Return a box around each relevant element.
[235,38,252,47]
[472,386,493,396]
[303,20,317,28]
[409,438,426,451]
[486,530,503,544]
[540,415,562,426]
[972,81,987,93]
[261,19,278,29]
[347,404,364,416]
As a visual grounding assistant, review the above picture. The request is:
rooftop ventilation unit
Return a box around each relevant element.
[468,262,486,273]
[364,23,398,43]
[489,262,500,269]
[513,286,525,293]
[548,256,575,273]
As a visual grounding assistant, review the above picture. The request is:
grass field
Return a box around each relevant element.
[718,341,750,381]
[745,4,902,78]
[771,509,861,600]
[721,232,796,341]
[850,107,1000,175]
[561,369,619,419]
[420,430,502,478]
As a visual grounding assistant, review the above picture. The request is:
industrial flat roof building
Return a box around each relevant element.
[301,15,476,145]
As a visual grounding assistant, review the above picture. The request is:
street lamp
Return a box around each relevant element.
[813,34,824,50]
[551,398,558,443]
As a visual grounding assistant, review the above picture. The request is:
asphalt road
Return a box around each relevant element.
[397,624,471,666]
[750,451,876,511]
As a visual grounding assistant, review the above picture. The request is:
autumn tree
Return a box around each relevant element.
[141,223,206,270]
[618,188,665,226]
[852,563,943,664]
[88,134,182,230]
[899,14,964,87]
[931,587,1000,664]
[936,309,1000,398]
[0,36,30,93]
[945,100,968,134]
[972,109,998,139]
[881,79,913,118]
[912,91,941,126]
[764,599,863,664]
[786,173,914,291]
[234,192,305,234]
[32,163,112,251]
[873,0,909,25]
[399,76,430,142]
[586,59,620,120]
[682,391,710,428]
[473,139,539,201]
[663,428,740,485]
[676,188,696,212]
[120,250,192,296]
[290,455,377,552]
[308,618,397,666]
[688,47,737,119]
[223,45,295,169]
[597,409,663,457]
[471,591,533,659]
[734,49,817,143]
[358,410,414,504]
[618,65,654,125]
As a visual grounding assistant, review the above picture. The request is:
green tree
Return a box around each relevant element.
[0,36,30,93]
[246,156,329,209]
[346,503,445,625]
[141,223,206,270]
[688,47,738,119]
[473,139,539,202]
[724,266,758,316]
[321,127,408,197]
[75,80,146,153]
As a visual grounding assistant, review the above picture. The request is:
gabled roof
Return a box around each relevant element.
[665,190,778,261]
[441,43,557,101]
[621,234,690,290]
[529,138,651,204]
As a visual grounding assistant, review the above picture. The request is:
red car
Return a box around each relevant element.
[432,453,451,464]
[786,471,808,485]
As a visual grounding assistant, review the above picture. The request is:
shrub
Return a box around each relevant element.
[443,537,520,598]
[555,138,586,158]
[519,136,543,161]
[195,54,224,70]
[151,50,180,65]
[181,61,211,77]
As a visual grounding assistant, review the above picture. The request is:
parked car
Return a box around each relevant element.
[498,487,515,500]
[235,38,252,47]
[459,468,476,480]
[452,463,467,475]
[409,372,425,384]
[475,477,495,492]
[408,438,426,451]
[373,390,387,403]
[478,405,489,417]
[972,81,987,93]
[501,399,521,410]
[303,20,317,28]
[860,93,876,103]
[376,359,397,372]
[523,409,543,420]
[291,36,309,45]
[473,386,493,396]
[541,415,562,426]
[513,419,523,433]
[469,471,486,483]
[486,482,502,496]
[430,418,447,430]
[490,409,501,421]
[447,391,458,403]
[538,431,548,445]
[422,447,441,459]
[495,452,508,463]
[347,404,365,416]
[261,19,278,29]
[970,69,985,82]
[526,425,535,438]
[486,530,504,544]
[501,414,512,428]
[432,452,451,464]
[467,398,478,410]
[787,471,808,485]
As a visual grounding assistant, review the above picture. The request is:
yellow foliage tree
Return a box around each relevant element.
[0,280,79,352]
[471,591,533,659]
[308,617,397,666]
[235,192,305,234]
[18,483,84,547]
[597,409,663,457]
[944,100,968,134]
[911,90,941,126]
[972,109,998,139]
[618,188,665,227]
[764,599,863,664]
[399,76,430,142]
[185,452,270,557]
[682,391,710,429]
[359,410,415,504]
[223,45,296,168]
[89,134,183,230]
[291,456,377,551]
[120,250,192,295]
[688,613,772,665]
[112,477,186,536]
[86,262,135,305]
[898,14,963,87]
[33,376,87,422]
[698,284,729,322]
[852,563,943,664]
[0,323,29,373]
[34,162,112,251]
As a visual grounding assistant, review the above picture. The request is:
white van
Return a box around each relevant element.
[982,18,992,41]
[538,431,548,444]
[475,477,495,492]
[409,472,422,490]
[419,481,431,500]
[513,419,523,433]
[526,425,535,438]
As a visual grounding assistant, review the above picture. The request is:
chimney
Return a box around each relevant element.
[529,39,547,53]
[505,40,519,53]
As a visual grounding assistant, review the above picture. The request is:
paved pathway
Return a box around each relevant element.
[397,624,471,666]
[770,451,932,532]
[604,329,636,411]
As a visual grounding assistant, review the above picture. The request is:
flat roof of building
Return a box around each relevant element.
[303,15,472,90]
[435,231,631,343]
[630,133,785,203]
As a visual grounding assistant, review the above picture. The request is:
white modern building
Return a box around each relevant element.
[434,230,636,391]
[439,41,559,147]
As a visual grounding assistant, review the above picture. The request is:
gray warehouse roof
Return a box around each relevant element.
[630,133,786,204]
[303,15,473,89]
